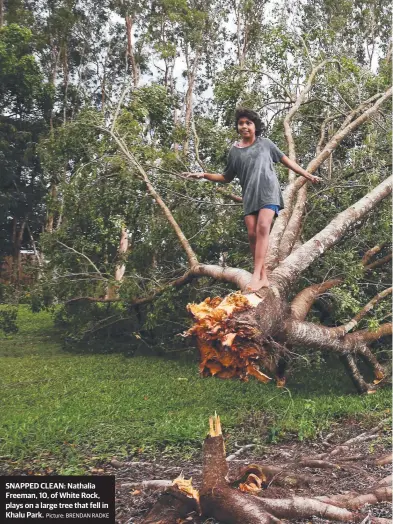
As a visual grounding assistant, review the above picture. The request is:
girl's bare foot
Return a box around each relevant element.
[259,270,270,288]
[259,276,270,288]
[245,274,264,292]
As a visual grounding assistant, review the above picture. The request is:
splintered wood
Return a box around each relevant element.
[172,474,200,504]
[140,416,392,524]
[209,414,222,437]
[185,293,273,384]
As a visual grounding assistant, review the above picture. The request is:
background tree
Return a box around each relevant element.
[0,23,47,284]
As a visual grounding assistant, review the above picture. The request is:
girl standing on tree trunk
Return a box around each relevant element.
[185,108,322,291]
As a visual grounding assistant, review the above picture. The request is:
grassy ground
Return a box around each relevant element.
[0,306,391,474]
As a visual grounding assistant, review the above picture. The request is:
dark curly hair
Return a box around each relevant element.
[234,108,263,136]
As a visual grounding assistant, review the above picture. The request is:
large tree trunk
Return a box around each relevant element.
[125,15,140,88]
[11,218,26,286]
[182,176,392,393]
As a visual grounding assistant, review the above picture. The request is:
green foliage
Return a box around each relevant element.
[0,307,18,335]
[0,24,43,115]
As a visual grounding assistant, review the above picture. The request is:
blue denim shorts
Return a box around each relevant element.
[245,205,280,217]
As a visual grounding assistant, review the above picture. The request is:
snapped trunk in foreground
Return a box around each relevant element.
[141,415,392,523]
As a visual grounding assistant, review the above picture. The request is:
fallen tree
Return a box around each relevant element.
[137,415,392,523]
[91,71,392,394]
[50,56,392,393]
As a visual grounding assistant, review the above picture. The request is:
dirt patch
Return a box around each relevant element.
[111,420,392,523]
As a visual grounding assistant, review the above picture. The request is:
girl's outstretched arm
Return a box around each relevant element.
[183,172,230,183]
[280,156,322,183]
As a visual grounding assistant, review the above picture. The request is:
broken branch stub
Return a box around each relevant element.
[141,476,200,524]
[185,291,288,386]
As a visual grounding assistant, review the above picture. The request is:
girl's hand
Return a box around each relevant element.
[306,174,322,183]
[182,172,205,179]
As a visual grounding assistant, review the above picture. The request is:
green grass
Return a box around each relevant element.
[0,306,391,474]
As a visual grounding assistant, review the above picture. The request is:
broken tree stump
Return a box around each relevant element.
[139,415,392,523]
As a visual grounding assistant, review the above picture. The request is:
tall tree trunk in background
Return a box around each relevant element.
[0,0,4,28]
[45,34,60,233]
[45,183,57,233]
[125,15,139,87]
[12,219,26,286]
[106,227,129,300]
[183,47,199,156]
[105,9,140,298]
[49,38,59,132]
[235,1,249,68]
[63,44,69,124]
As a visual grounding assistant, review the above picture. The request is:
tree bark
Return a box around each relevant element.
[290,279,342,321]
[183,46,200,156]
[12,218,26,285]
[105,227,129,300]
[125,15,139,88]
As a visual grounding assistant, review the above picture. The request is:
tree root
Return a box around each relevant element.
[141,485,199,524]
[376,453,393,466]
[377,475,392,487]
[233,464,316,488]
[141,477,200,524]
[253,496,390,523]
[316,487,392,510]
[138,417,392,523]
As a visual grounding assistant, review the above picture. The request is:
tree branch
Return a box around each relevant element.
[267,87,392,270]
[345,323,392,344]
[316,114,342,155]
[307,87,392,174]
[65,262,254,308]
[100,127,199,268]
[364,253,392,271]
[361,243,388,265]
[278,184,307,261]
[56,240,104,277]
[65,271,194,306]
[271,176,392,292]
[284,319,386,391]
[331,288,392,336]
[335,93,384,135]
[192,264,252,292]
[239,68,294,100]
[290,279,342,321]
[283,60,339,181]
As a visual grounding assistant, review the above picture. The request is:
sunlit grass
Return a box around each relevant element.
[0,306,390,474]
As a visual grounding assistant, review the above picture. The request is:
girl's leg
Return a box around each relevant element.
[253,208,275,288]
[244,213,257,261]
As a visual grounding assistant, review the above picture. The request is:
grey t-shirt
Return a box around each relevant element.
[223,137,285,215]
